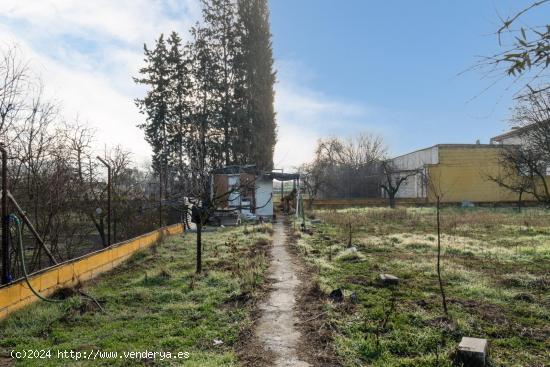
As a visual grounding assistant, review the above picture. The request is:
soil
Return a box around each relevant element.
[251,217,311,367]
[239,217,340,366]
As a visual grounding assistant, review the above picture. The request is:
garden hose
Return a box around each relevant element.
[10,213,61,303]
[11,213,106,312]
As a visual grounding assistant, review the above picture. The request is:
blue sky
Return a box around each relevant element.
[0,0,546,169]
[270,0,548,164]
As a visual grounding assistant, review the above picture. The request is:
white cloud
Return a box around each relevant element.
[0,0,201,45]
[274,61,386,170]
[0,1,377,171]
[0,0,202,163]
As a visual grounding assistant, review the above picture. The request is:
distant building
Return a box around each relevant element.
[210,165,300,218]
[389,123,550,204]
[490,126,529,145]
[390,144,519,203]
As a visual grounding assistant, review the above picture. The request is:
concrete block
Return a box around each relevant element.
[20,277,41,299]
[379,273,399,285]
[58,264,75,285]
[39,269,59,291]
[0,283,21,308]
[457,337,488,367]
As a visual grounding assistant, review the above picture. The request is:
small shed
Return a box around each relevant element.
[210,165,300,220]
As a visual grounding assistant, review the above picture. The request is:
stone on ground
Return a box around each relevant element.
[456,337,488,367]
[379,273,399,285]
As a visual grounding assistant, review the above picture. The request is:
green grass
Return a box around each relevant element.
[294,207,550,367]
[0,225,272,366]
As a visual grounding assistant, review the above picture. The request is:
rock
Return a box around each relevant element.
[349,246,357,252]
[212,339,224,346]
[322,235,331,241]
[329,288,344,302]
[310,219,322,224]
[379,273,399,286]
[349,292,358,304]
[456,337,488,367]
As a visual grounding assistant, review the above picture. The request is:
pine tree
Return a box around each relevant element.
[135,0,277,175]
[188,24,220,172]
[134,34,170,173]
[236,0,277,170]
[166,31,191,176]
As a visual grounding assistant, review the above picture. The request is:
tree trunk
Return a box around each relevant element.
[436,197,448,316]
[196,221,202,274]
[389,193,396,209]
[518,191,523,213]
[348,220,352,247]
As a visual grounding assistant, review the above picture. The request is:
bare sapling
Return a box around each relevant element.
[422,170,449,317]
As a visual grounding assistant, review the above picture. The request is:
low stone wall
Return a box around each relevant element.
[306,198,425,208]
[0,223,183,320]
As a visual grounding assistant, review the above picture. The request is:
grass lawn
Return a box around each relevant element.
[0,225,272,366]
[293,207,550,367]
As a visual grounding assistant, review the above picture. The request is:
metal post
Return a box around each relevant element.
[1,145,9,284]
[97,156,111,246]
[281,168,284,202]
[159,167,162,228]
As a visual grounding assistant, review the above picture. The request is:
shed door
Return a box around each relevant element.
[228,176,240,207]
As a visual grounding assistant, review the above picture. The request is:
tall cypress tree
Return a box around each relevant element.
[201,0,239,166]
[134,34,170,173]
[188,24,220,173]
[236,0,277,171]
[166,31,191,175]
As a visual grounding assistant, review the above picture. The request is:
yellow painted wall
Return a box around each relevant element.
[427,146,541,203]
[0,223,183,320]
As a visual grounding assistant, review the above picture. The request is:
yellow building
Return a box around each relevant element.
[392,144,520,203]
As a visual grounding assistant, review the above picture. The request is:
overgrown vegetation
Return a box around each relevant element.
[0,226,272,366]
[293,207,549,366]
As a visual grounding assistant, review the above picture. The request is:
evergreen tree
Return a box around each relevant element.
[188,24,220,172]
[201,0,239,166]
[135,0,277,174]
[236,0,277,170]
[134,34,170,173]
[166,31,192,176]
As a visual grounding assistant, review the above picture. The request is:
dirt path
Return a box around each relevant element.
[254,218,311,367]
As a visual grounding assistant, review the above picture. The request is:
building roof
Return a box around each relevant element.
[211,165,259,175]
[211,165,300,181]
[391,143,509,161]
[266,172,301,181]
[490,127,526,143]
[490,121,550,143]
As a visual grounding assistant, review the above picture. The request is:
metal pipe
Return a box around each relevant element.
[1,144,9,284]
[97,156,111,246]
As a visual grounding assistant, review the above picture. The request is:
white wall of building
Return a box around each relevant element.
[391,146,438,198]
[255,177,274,217]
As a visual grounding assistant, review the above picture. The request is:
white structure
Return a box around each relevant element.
[254,175,274,218]
[490,127,526,145]
[390,145,439,198]
[210,165,300,220]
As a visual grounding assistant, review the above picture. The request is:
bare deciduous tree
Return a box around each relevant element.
[490,91,550,206]
[303,133,387,201]
[379,160,419,209]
